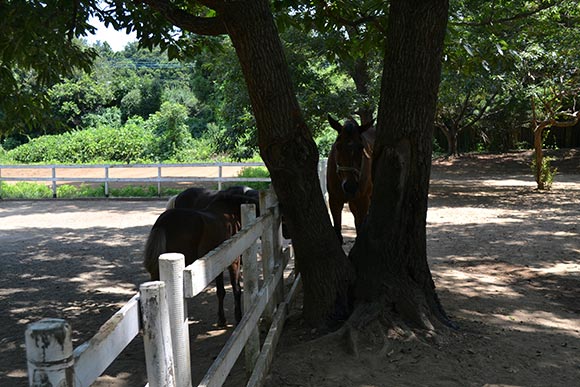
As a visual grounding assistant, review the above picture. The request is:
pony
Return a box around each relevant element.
[326,114,375,244]
[144,189,259,326]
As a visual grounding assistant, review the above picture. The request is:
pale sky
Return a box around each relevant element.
[85,17,137,52]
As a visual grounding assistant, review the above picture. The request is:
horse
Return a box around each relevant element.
[144,190,259,327]
[326,114,375,244]
[166,185,259,210]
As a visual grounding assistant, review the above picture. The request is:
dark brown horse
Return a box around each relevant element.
[327,115,375,243]
[144,189,258,326]
[166,185,259,210]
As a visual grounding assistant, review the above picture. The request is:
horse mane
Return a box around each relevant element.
[361,126,376,158]
[206,190,260,218]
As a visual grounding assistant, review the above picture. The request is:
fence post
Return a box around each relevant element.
[218,163,223,190]
[25,318,74,387]
[157,165,162,197]
[271,188,285,303]
[259,190,276,326]
[318,158,328,203]
[140,281,176,387]
[51,167,57,198]
[159,253,192,387]
[104,166,110,198]
[241,203,260,374]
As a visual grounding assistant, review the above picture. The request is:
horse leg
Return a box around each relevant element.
[349,196,370,232]
[228,258,243,324]
[215,272,227,327]
[329,197,344,244]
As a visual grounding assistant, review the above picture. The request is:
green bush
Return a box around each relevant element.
[531,155,558,190]
[7,118,155,164]
[56,184,105,198]
[0,182,52,199]
[236,166,271,190]
[146,102,193,161]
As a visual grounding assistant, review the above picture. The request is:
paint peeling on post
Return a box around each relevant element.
[140,281,176,387]
[25,318,74,387]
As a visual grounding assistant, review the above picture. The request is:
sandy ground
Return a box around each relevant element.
[1,149,579,387]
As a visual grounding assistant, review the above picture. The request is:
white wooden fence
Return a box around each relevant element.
[0,160,328,199]
[0,162,270,198]
[24,189,300,387]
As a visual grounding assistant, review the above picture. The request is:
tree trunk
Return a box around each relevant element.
[350,57,374,125]
[221,0,353,325]
[349,0,453,331]
[533,125,545,189]
[438,124,459,156]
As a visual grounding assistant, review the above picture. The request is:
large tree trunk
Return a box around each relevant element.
[349,0,453,332]
[221,0,353,325]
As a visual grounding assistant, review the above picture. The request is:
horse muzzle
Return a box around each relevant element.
[342,179,359,198]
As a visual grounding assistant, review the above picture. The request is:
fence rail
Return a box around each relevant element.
[24,189,298,387]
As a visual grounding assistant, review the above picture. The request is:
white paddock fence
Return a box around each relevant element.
[24,189,300,387]
[0,160,329,199]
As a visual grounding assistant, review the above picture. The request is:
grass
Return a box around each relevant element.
[0,182,188,199]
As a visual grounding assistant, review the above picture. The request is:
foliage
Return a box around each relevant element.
[48,72,115,129]
[56,184,104,198]
[3,0,580,161]
[0,0,98,135]
[315,127,338,158]
[8,118,155,163]
[145,102,193,161]
[530,155,557,190]
[0,181,183,199]
[0,181,52,199]
[442,0,580,151]
[236,166,271,190]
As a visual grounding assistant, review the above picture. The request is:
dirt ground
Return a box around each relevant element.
[1,149,579,387]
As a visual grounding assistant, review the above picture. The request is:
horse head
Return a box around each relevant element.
[328,114,374,199]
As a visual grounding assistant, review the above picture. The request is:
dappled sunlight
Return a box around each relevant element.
[427,207,524,225]
[458,308,580,337]
[532,260,580,274]
[435,268,522,299]
[0,287,39,300]
[494,309,580,336]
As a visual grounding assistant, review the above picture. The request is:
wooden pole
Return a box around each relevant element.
[25,318,74,387]
[140,281,176,387]
[241,203,260,374]
[159,253,192,387]
[259,190,275,325]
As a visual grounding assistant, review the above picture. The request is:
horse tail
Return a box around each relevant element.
[165,195,177,209]
[143,227,166,280]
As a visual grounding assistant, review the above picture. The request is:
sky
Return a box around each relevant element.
[85,17,137,52]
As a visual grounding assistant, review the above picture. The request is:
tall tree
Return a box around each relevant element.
[349,0,453,332]
[133,0,353,324]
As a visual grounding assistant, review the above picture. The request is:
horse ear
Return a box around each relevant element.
[359,118,375,133]
[327,114,342,133]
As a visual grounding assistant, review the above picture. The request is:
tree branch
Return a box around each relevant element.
[140,0,227,36]
[537,111,579,131]
[460,92,498,131]
[451,1,560,27]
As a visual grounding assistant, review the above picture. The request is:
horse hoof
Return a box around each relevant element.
[217,318,227,328]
